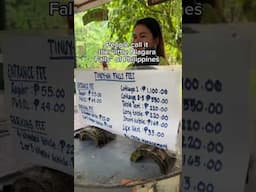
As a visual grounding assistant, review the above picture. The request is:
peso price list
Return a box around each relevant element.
[182,77,224,192]
[121,84,169,149]
[7,63,73,168]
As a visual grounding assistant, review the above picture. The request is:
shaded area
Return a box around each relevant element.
[75,135,180,186]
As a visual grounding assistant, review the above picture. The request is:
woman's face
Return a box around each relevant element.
[132,24,158,50]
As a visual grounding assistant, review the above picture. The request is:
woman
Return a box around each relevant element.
[128,17,169,68]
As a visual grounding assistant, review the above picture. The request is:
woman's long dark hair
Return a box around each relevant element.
[134,17,166,59]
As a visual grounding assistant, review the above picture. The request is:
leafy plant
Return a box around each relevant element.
[75,0,182,69]
[5,0,69,30]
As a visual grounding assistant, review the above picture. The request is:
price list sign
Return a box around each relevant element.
[2,35,74,175]
[75,67,181,151]
[182,33,250,191]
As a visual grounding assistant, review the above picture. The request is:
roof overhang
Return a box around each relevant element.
[74,0,112,13]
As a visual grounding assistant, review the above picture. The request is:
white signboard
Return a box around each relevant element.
[2,35,74,175]
[75,66,181,151]
[182,28,250,192]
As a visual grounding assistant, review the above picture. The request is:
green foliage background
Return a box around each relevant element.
[74,0,182,69]
[5,0,69,31]
[223,0,256,22]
